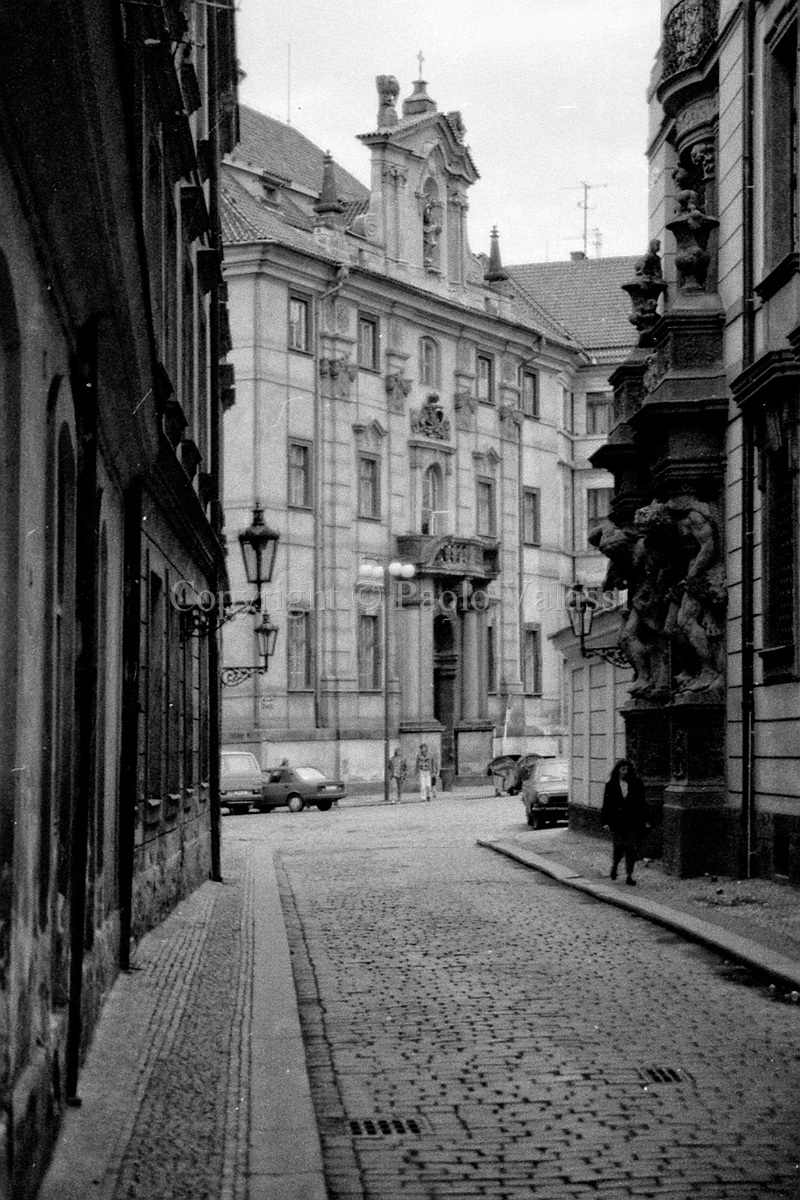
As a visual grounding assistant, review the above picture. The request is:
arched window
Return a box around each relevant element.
[421,464,443,535]
[419,336,440,388]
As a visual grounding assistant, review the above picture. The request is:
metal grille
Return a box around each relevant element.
[349,1117,421,1138]
[639,1066,687,1085]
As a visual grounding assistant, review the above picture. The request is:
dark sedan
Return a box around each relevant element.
[260,765,344,812]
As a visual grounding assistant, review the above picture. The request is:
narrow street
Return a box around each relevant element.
[228,794,800,1200]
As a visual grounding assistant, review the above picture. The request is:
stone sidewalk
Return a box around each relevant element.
[479,825,800,994]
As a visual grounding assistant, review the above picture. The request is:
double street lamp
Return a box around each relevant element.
[359,559,416,805]
[221,507,281,687]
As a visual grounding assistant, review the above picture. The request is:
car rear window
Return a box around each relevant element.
[221,753,260,775]
[294,767,325,782]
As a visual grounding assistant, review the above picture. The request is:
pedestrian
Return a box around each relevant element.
[430,744,440,799]
[601,759,648,886]
[416,742,435,802]
[388,747,406,803]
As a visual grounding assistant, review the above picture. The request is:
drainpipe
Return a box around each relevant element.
[740,0,757,878]
[313,265,349,739]
[118,481,142,970]
[207,3,223,882]
[66,322,100,1101]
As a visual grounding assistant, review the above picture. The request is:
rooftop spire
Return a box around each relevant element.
[402,76,437,118]
[484,227,509,284]
[314,152,344,217]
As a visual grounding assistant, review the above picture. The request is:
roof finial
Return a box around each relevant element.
[484,227,509,284]
[417,50,425,80]
[314,152,345,218]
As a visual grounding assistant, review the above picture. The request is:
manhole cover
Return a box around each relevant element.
[349,1117,422,1138]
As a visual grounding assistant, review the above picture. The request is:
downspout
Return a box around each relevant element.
[66,322,100,1101]
[740,0,757,877]
[118,480,142,971]
[207,3,223,882]
[313,264,349,739]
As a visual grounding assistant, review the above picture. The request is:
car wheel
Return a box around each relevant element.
[287,793,305,813]
[257,804,270,814]
[526,813,535,827]
[231,805,249,816]
[316,799,332,812]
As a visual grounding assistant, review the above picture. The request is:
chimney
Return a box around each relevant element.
[571,250,587,262]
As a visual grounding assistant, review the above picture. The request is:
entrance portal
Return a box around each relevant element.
[433,612,458,789]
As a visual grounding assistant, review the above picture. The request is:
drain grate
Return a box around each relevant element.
[349,1117,421,1138]
[639,1066,687,1085]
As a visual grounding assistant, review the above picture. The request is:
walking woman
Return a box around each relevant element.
[601,760,648,885]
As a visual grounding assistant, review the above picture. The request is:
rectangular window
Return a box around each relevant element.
[288,295,310,352]
[477,354,494,404]
[765,21,799,270]
[477,478,497,537]
[287,611,313,690]
[486,621,497,693]
[521,370,540,419]
[587,487,613,546]
[288,441,312,508]
[358,315,379,370]
[763,437,798,677]
[522,626,542,696]
[358,613,381,690]
[562,388,574,432]
[522,488,541,546]
[586,392,611,436]
[358,454,380,519]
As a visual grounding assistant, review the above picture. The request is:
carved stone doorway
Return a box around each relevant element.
[433,612,458,790]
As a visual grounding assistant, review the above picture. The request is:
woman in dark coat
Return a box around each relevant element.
[601,759,648,885]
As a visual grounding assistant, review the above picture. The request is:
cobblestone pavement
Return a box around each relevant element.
[253,793,800,1200]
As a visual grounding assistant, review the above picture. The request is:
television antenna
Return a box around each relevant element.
[561,181,608,256]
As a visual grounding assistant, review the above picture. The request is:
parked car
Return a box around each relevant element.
[260,765,344,813]
[220,750,264,815]
[521,758,570,828]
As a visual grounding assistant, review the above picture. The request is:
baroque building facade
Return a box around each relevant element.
[582,0,800,882]
[0,2,237,1194]
[220,77,635,787]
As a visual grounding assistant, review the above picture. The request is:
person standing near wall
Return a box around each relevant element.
[601,759,649,885]
[416,743,434,802]
[388,747,406,803]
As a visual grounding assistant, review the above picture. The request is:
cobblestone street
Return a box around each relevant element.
[248,794,800,1200]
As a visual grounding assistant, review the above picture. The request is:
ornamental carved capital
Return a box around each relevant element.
[320,355,358,398]
[385,371,412,414]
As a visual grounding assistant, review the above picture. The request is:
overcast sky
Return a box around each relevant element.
[236,0,660,266]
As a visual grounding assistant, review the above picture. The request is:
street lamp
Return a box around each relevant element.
[221,507,281,687]
[359,559,416,805]
[567,582,632,669]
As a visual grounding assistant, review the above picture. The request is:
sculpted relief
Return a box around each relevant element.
[590,494,726,701]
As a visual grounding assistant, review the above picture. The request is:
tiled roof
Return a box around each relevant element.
[221,171,324,256]
[234,105,369,205]
[507,256,639,351]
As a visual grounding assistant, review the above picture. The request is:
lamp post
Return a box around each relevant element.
[567,582,632,670]
[220,506,281,686]
[358,559,416,804]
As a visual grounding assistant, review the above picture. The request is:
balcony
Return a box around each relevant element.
[396,533,500,581]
